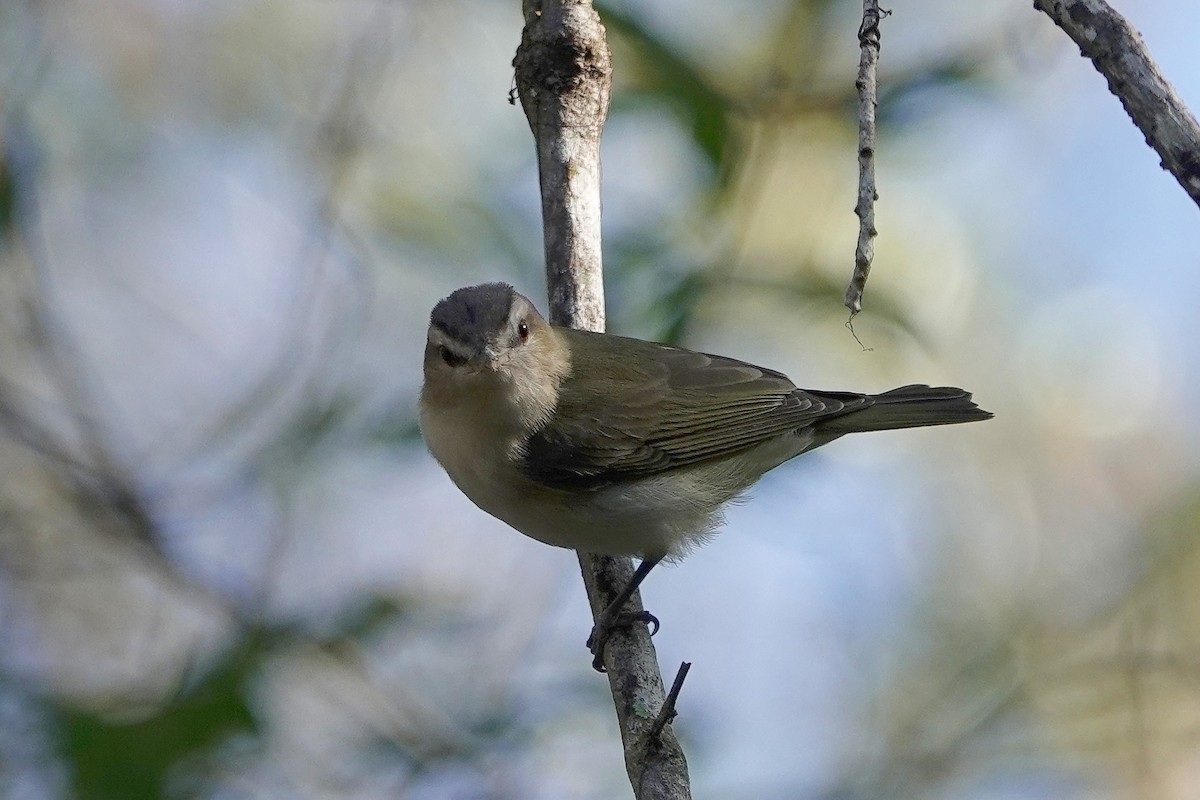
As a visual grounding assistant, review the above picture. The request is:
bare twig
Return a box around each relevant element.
[1034,0,1200,209]
[3,111,163,550]
[513,2,692,797]
[844,1,886,315]
[160,10,392,475]
[647,661,691,743]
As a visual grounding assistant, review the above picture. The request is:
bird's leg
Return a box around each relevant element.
[587,555,663,672]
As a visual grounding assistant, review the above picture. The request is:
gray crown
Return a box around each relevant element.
[430,283,518,349]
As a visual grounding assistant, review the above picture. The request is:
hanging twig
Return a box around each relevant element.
[844,1,888,315]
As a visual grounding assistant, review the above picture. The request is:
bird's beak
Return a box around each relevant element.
[473,344,502,371]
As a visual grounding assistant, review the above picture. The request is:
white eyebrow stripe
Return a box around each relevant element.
[427,326,471,355]
[506,296,533,328]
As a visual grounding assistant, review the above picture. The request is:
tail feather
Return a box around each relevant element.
[816,384,992,434]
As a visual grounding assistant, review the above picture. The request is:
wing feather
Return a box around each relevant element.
[520,329,869,489]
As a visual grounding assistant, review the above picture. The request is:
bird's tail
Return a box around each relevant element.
[817,384,992,434]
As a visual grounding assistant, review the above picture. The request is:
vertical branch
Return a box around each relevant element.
[844,1,885,315]
[513,0,607,331]
[512,2,692,797]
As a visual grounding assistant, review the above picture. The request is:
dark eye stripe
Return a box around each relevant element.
[440,346,468,367]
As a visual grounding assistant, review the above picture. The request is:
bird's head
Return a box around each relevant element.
[422,283,567,430]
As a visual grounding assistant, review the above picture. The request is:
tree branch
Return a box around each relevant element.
[513,2,692,797]
[1034,0,1200,209]
[513,0,607,331]
[844,1,886,315]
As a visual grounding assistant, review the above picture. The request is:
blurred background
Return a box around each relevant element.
[1,0,1199,798]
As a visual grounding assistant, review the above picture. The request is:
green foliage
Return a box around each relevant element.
[56,656,257,800]
[53,596,408,800]
[595,0,999,349]
[597,2,735,183]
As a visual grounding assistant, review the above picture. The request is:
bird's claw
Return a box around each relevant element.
[587,610,660,672]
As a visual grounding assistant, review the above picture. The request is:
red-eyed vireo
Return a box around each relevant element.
[419,283,991,670]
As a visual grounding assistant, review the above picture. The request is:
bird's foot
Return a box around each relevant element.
[587,610,660,672]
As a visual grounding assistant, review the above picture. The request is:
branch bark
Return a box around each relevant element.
[844,1,885,315]
[1034,0,1200,209]
[512,2,692,798]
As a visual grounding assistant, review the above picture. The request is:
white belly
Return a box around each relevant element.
[420,401,815,559]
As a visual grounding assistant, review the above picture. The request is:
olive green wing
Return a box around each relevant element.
[519,328,869,490]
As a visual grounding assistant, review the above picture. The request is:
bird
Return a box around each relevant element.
[419,283,991,670]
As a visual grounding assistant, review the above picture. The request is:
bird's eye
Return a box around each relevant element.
[440,346,466,367]
[517,320,530,342]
